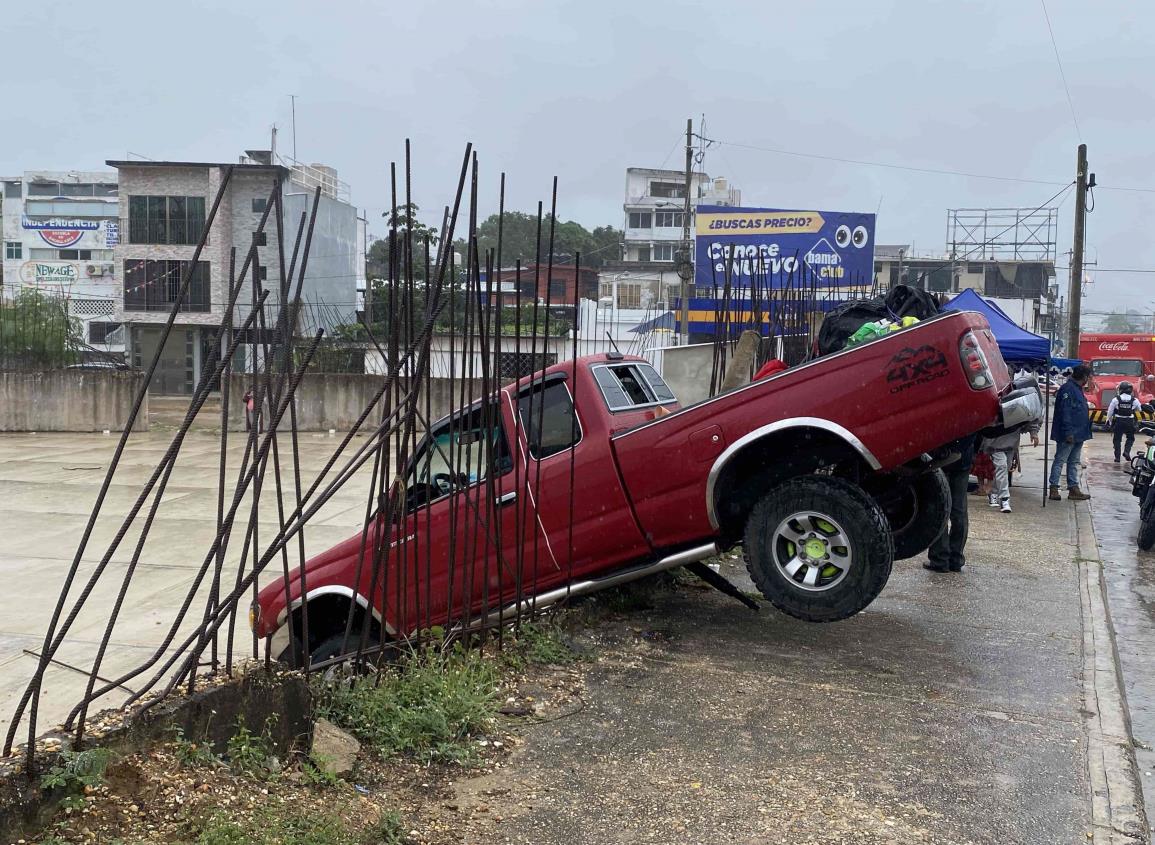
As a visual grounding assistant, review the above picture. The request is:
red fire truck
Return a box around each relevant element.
[1078,334,1155,410]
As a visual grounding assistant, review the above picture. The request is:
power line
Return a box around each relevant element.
[713,137,1155,195]
[1039,0,1082,140]
[713,139,1072,187]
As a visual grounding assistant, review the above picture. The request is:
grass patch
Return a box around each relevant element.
[313,645,498,765]
[195,804,404,845]
[504,619,581,668]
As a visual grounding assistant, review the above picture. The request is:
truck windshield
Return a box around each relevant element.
[1091,359,1143,376]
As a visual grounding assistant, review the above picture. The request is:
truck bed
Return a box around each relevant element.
[610,311,1008,548]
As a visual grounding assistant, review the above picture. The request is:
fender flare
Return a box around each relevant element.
[705,417,881,530]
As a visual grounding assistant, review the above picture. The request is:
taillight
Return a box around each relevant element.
[959,331,993,389]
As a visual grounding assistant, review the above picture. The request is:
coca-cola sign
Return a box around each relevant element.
[1099,341,1131,352]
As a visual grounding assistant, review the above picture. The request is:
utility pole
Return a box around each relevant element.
[1066,143,1088,356]
[676,118,694,345]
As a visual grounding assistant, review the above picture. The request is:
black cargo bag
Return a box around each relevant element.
[815,284,940,356]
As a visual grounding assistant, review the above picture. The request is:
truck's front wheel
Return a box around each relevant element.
[743,476,894,622]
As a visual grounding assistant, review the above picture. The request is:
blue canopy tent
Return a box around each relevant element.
[943,288,1050,363]
[943,288,1061,507]
[628,312,676,333]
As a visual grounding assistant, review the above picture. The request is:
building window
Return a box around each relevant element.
[635,246,651,263]
[966,262,984,273]
[498,351,556,379]
[252,231,267,247]
[3,181,21,199]
[29,248,57,260]
[654,211,685,228]
[5,241,21,260]
[27,181,61,196]
[628,212,652,229]
[97,184,118,197]
[59,183,96,197]
[252,197,267,213]
[649,181,685,199]
[617,283,643,308]
[517,380,581,459]
[127,195,207,245]
[89,322,121,344]
[123,259,210,312]
[59,249,93,261]
[653,244,674,262]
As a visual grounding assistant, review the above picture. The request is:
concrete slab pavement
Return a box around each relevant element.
[0,430,377,739]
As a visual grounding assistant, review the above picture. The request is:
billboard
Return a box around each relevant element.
[694,206,876,289]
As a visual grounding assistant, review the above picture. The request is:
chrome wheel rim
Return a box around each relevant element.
[772,511,853,592]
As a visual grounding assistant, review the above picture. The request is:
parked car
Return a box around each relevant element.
[253,311,1017,665]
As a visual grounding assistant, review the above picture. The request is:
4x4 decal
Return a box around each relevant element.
[886,345,949,394]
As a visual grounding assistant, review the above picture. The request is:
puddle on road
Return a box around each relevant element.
[1087,450,1155,818]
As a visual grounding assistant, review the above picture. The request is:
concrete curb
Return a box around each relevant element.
[1075,499,1150,843]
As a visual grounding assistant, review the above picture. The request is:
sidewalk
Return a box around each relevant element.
[452,450,1142,844]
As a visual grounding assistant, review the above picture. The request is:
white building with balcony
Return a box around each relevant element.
[1,170,125,354]
[599,167,742,311]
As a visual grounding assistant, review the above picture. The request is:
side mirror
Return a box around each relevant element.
[1145,374,1154,383]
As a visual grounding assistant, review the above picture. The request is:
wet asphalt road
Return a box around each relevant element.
[1086,437,1155,828]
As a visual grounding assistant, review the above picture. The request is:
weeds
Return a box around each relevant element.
[505,620,580,668]
[195,804,385,845]
[313,645,498,764]
[375,810,406,845]
[225,716,279,778]
[302,756,342,788]
[172,726,222,768]
[40,747,112,809]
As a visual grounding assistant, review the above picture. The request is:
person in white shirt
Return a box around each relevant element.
[1106,381,1139,463]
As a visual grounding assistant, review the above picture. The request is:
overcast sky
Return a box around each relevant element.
[4,0,1152,315]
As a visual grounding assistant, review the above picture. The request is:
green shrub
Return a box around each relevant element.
[314,646,498,764]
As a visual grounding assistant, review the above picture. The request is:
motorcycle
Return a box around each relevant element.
[1131,426,1155,550]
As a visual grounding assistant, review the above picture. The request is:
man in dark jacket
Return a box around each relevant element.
[924,433,976,573]
[1050,364,1093,500]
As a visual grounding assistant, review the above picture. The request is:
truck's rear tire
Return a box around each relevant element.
[743,476,894,622]
[869,470,950,561]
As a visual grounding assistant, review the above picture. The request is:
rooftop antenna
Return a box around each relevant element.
[605,330,624,359]
[289,94,297,160]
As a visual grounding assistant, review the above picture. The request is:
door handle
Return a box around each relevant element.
[496,491,517,506]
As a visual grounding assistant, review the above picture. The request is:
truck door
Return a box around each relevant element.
[506,373,650,591]
[385,400,518,634]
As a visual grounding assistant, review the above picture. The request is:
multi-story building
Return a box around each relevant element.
[873,244,1058,334]
[599,167,741,311]
[107,152,360,394]
[1,170,124,353]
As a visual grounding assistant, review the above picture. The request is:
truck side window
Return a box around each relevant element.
[593,363,676,411]
[518,381,581,460]
[405,403,511,510]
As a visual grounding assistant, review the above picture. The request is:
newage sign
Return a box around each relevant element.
[694,206,876,288]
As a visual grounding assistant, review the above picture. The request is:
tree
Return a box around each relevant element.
[0,288,82,370]
[1103,310,1145,333]
[454,213,622,270]
[366,203,440,282]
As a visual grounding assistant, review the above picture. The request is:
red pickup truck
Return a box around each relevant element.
[253,311,1012,665]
